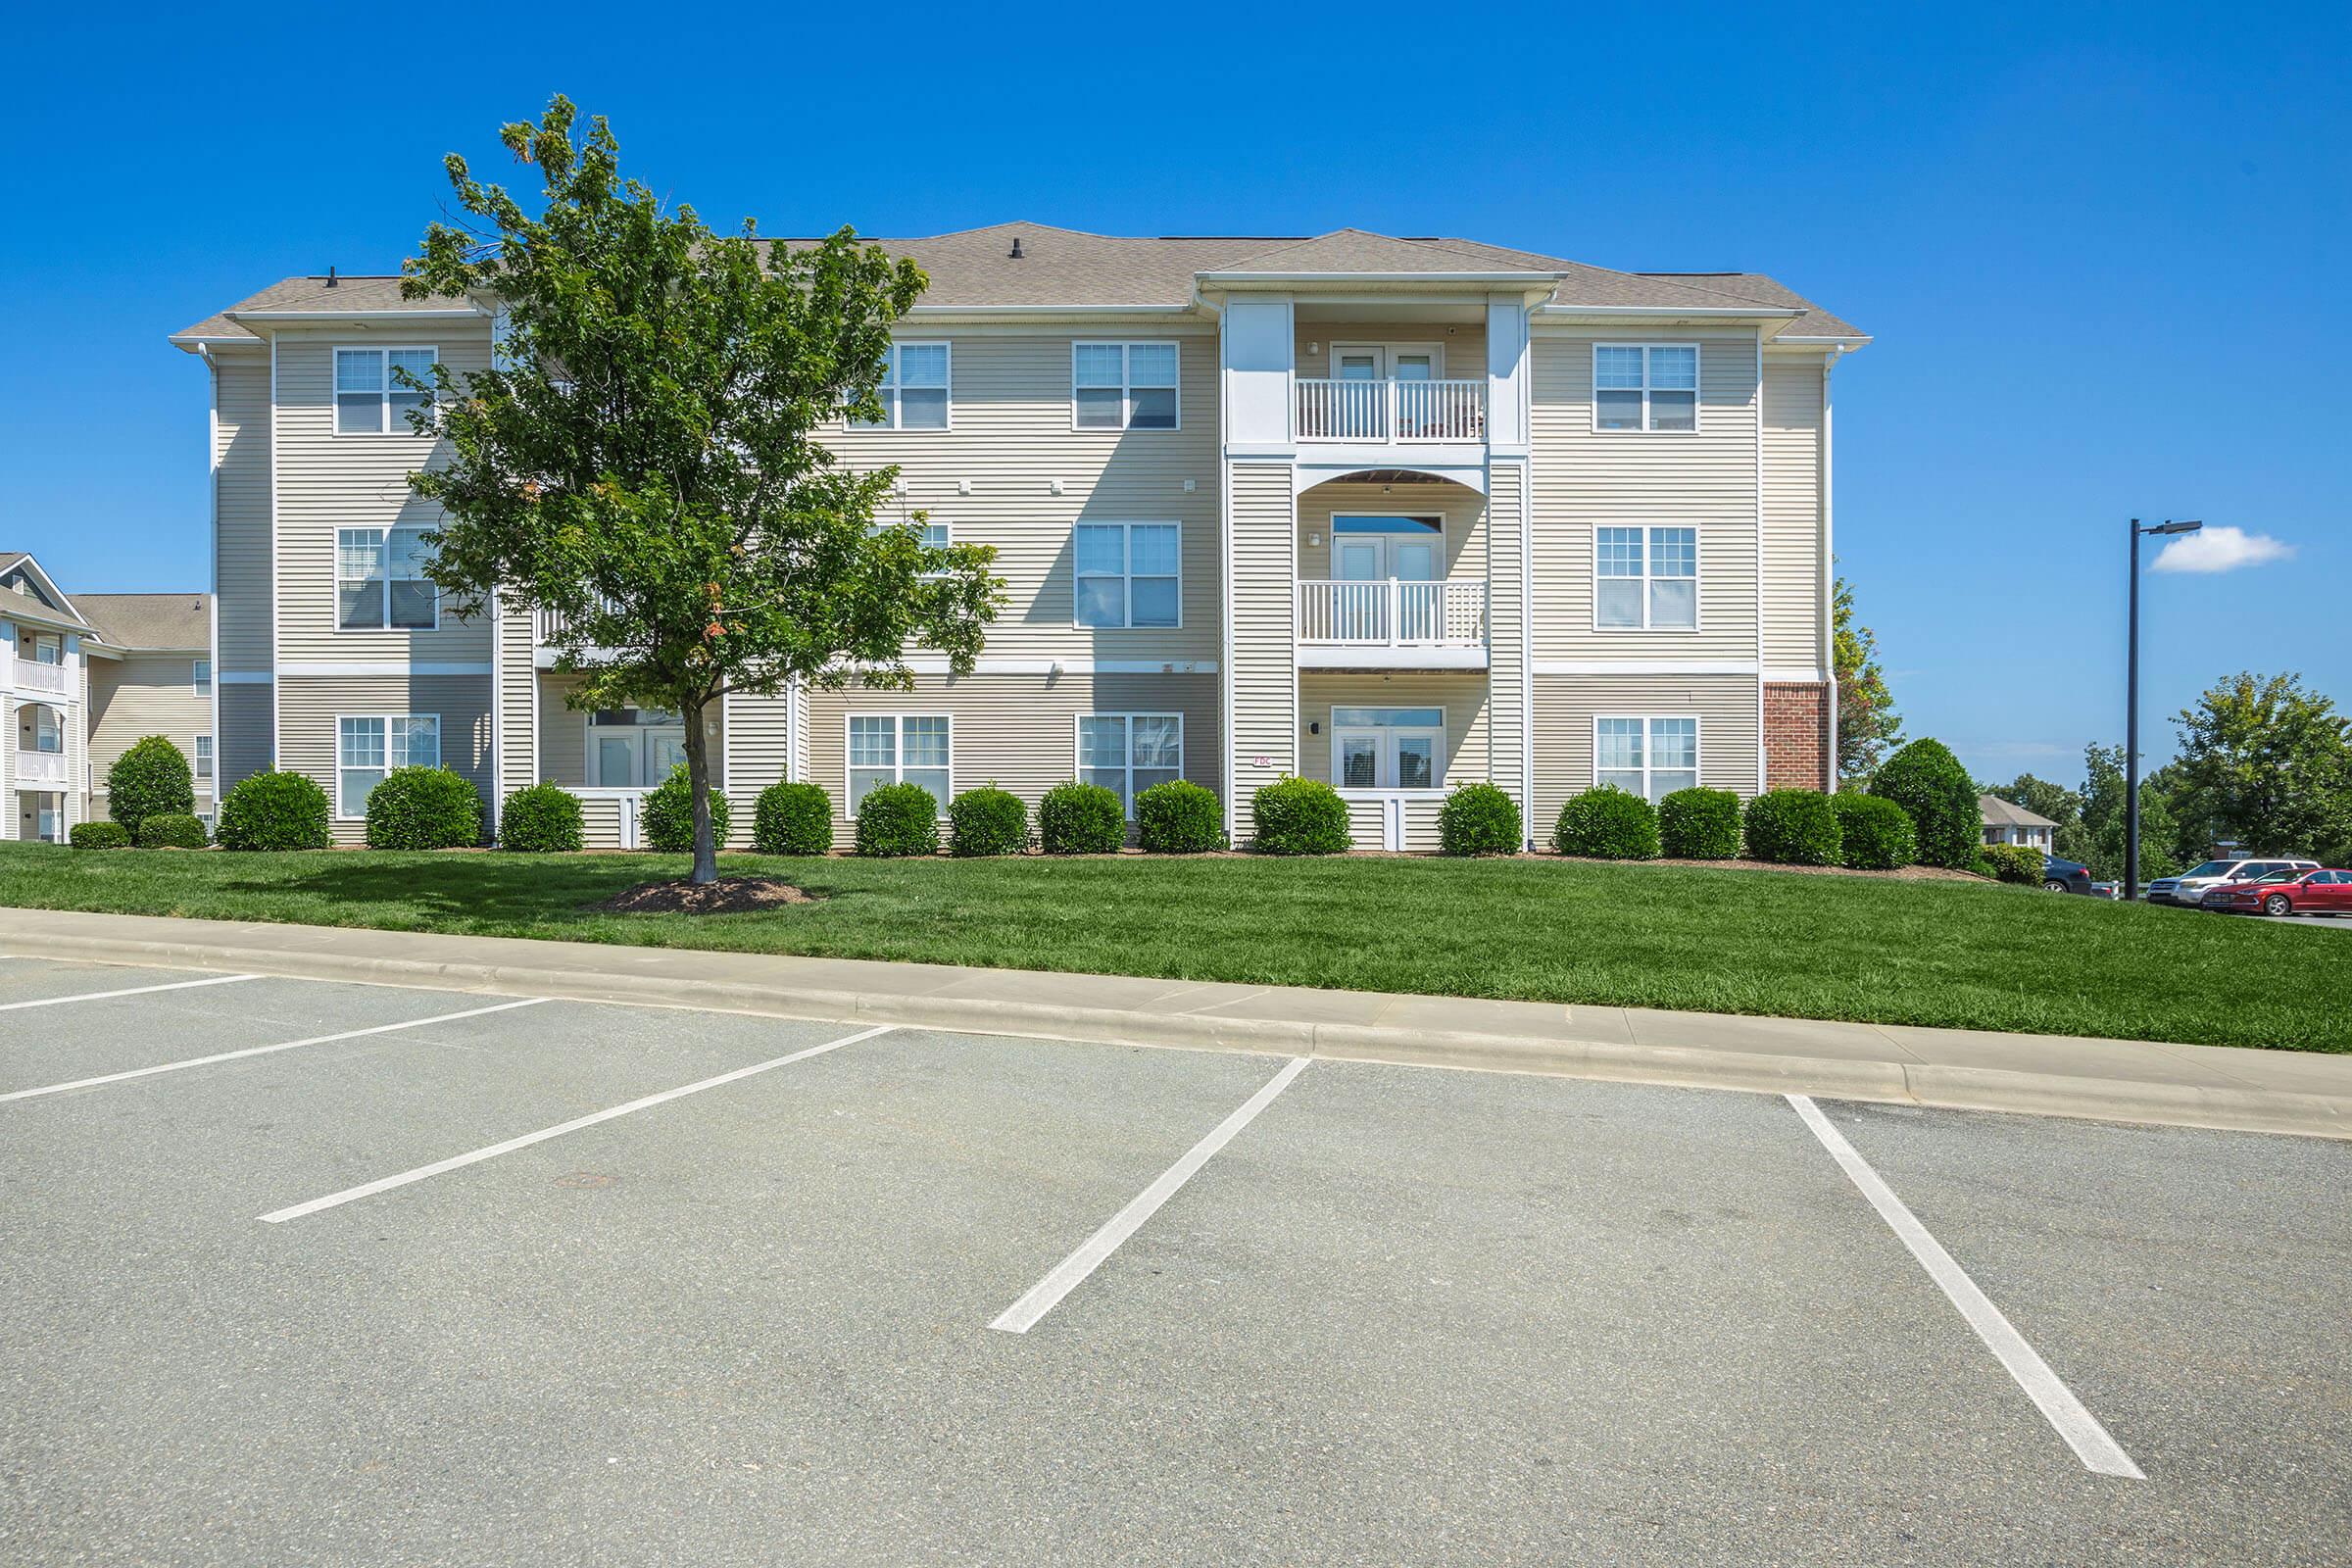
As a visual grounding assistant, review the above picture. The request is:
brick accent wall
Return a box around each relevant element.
[1764,682,1832,791]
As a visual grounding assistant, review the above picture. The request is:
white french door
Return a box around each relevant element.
[1332,726,1442,791]
[591,725,688,788]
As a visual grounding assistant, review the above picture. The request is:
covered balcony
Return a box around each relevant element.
[14,701,69,788]
[1294,375,1485,443]
[1294,476,1489,670]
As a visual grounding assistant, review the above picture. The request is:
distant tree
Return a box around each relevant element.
[2077,743,2180,882]
[1988,771,2082,858]
[402,97,1003,884]
[2168,672,2352,862]
[1833,574,1902,781]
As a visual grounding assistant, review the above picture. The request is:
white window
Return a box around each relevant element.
[1595,716,1700,803]
[1595,526,1699,630]
[1073,522,1180,628]
[1593,344,1698,432]
[192,658,212,696]
[1330,707,1445,792]
[337,527,438,629]
[1072,342,1179,430]
[851,342,951,430]
[334,346,436,435]
[337,714,439,817]
[30,705,63,753]
[1078,713,1182,815]
[846,714,951,816]
[193,733,214,781]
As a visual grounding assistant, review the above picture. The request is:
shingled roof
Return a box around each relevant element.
[75,593,212,652]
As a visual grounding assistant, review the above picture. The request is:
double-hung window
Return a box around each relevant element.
[335,347,436,435]
[192,734,214,781]
[337,526,438,629]
[337,714,439,817]
[1593,344,1698,432]
[847,714,951,816]
[852,342,951,429]
[1595,526,1698,629]
[1072,342,1179,430]
[1078,713,1182,816]
[1595,716,1699,803]
[192,658,212,696]
[1074,522,1179,628]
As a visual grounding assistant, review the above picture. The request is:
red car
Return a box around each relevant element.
[2201,867,2352,916]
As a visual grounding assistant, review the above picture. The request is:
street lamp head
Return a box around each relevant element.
[2148,518,2204,535]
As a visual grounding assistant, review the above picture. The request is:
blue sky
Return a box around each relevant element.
[2,2,2343,782]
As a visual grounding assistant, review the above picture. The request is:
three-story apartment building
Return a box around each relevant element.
[172,225,1864,850]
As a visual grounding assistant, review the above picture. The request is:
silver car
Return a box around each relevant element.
[2146,858,2321,906]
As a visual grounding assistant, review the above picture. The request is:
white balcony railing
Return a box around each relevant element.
[14,661,68,695]
[533,598,624,647]
[15,750,68,786]
[1295,378,1486,443]
[1296,580,1487,647]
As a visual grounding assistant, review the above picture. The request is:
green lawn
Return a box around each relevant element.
[0,842,2341,1052]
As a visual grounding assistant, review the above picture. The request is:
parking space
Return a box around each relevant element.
[2,950,2344,1565]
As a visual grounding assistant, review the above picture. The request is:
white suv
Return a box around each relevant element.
[2146,858,2321,906]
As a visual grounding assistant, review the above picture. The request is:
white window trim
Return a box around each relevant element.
[1074,712,1185,818]
[1592,714,1704,802]
[192,658,212,697]
[850,341,953,431]
[192,732,214,782]
[1591,524,1703,633]
[1328,706,1448,794]
[1326,340,1446,377]
[332,344,439,438]
[1591,342,1701,434]
[1071,520,1183,630]
[335,525,441,633]
[1070,341,1182,432]
[843,713,954,819]
[334,711,441,820]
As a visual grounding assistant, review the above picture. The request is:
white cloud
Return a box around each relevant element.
[2149,525,2295,574]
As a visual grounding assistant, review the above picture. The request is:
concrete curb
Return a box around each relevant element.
[5,920,2346,1140]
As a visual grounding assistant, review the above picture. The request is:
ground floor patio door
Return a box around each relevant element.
[591,721,689,788]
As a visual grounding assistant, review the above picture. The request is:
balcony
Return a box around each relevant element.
[1295,378,1486,444]
[13,661,68,696]
[15,749,68,787]
[1295,579,1487,669]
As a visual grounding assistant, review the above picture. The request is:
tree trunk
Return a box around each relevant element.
[682,695,718,886]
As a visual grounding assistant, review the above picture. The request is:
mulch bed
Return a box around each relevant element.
[594,877,817,914]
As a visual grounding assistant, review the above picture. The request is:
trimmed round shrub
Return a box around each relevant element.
[1137,779,1225,854]
[217,770,331,852]
[70,820,130,850]
[135,812,209,850]
[1551,786,1660,859]
[1438,781,1523,857]
[1742,789,1843,865]
[1832,792,1916,870]
[949,785,1029,858]
[1251,776,1351,856]
[499,784,584,854]
[107,735,195,837]
[642,764,732,854]
[854,780,941,858]
[752,781,833,856]
[364,766,482,850]
[1658,787,1741,859]
[1868,738,1978,870]
[1980,843,2044,885]
[1039,780,1126,855]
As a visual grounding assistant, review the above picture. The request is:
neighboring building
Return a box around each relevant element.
[172,224,1865,850]
[79,593,218,826]
[1981,794,2057,853]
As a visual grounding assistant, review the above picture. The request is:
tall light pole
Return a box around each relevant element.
[2127,518,2201,900]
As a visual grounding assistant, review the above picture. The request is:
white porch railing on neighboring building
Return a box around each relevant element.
[14,661,68,695]
[1295,579,1487,648]
[15,750,69,787]
[1294,378,1486,443]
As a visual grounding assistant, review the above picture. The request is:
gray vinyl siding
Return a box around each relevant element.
[86,654,215,808]
[218,683,272,787]
[214,355,273,673]
[1528,331,1760,662]
[1532,673,1761,832]
[806,672,1220,850]
[274,675,493,844]
[1761,353,1828,668]
[1297,673,1491,791]
[1228,461,1297,808]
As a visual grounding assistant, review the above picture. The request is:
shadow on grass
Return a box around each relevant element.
[224,854,876,926]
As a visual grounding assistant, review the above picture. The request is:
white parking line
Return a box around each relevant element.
[1,998,551,1103]
[991,1055,1311,1336]
[259,1022,896,1224]
[0,973,260,1011]
[1787,1094,2144,1480]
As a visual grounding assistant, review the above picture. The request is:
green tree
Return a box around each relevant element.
[2168,672,2352,864]
[2077,742,2180,882]
[1833,574,1902,780]
[402,98,1003,883]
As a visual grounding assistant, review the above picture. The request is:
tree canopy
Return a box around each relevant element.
[1832,574,1902,781]
[2168,671,2352,864]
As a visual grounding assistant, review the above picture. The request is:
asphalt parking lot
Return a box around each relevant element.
[3,953,2346,1566]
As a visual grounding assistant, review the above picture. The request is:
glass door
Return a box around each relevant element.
[593,730,641,788]
[1331,344,1385,439]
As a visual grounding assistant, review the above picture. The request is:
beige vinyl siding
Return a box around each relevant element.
[1294,479,1487,583]
[86,654,215,807]
[275,675,493,844]
[533,674,722,791]
[1761,353,1828,668]
[1532,673,1761,831]
[1228,461,1297,807]
[214,354,273,673]
[494,603,536,808]
[1528,331,1760,662]
[218,683,272,787]
[827,329,1220,663]
[1486,460,1529,810]
[1297,673,1491,790]
[806,672,1219,849]
[722,687,795,845]
[1290,321,1488,381]
[270,328,495,664]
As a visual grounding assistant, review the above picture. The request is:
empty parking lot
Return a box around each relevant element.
[2,951,2346,1565]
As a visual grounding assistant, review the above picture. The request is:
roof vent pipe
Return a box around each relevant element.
[1008,236,1024,259]
[326,266,338,287]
